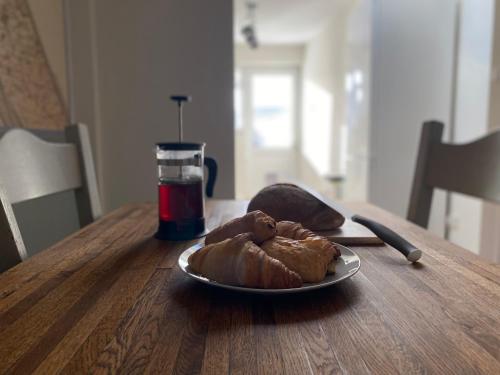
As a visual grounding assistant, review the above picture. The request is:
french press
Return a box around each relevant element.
[155,96,217,240]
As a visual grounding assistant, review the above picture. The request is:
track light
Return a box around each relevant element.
[241,2,258,49]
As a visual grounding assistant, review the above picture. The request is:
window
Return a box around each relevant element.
[251,74,294,148]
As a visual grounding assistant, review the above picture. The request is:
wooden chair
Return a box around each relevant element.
[408,120,500,228]
[0,124,102,272]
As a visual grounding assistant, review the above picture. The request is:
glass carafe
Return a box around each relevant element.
[154,142,216,240]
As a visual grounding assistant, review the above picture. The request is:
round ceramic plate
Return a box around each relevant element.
[178,242,361,294]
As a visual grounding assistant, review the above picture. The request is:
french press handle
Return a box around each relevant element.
[204,157,217,198]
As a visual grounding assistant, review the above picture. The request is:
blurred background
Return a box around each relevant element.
[1,0,499,261]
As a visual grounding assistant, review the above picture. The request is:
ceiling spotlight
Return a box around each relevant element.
[242,24,258,49]
[241,2,258,49]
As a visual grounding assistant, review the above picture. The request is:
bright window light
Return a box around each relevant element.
[251,74,294,148]
[353,70,363,86]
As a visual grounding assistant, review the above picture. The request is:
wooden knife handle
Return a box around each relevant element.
[351,215,422,262]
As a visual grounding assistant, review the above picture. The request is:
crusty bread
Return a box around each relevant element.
[248,183,345,231]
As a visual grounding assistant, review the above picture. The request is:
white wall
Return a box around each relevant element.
[369,0,458,236]
[343,0,371,202]
[235,44,303,67]
[481,1,500,263]
[66,0,235,211]
[300,7,350,196]
[488,1,500,130]
[448,0,495,253]
[64,0,100,164]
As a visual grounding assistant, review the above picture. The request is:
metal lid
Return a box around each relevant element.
[156,142,205,151]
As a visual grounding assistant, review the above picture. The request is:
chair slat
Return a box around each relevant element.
[407,121,444,227]
[0,129,82,204]
[0,185,27,272]
[408,121,500,229]
[426,134,500,203]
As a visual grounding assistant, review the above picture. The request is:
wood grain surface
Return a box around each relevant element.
[0,200,499,374]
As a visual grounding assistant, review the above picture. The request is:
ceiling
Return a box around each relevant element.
[234,0,343,45]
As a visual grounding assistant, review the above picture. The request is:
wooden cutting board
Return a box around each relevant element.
[314,219,384,246]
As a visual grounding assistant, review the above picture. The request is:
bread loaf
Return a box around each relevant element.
[248,183,345,231]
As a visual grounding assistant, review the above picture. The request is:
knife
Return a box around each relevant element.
[299,184,422,263]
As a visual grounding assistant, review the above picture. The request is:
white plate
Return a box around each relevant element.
[178,242,361,294]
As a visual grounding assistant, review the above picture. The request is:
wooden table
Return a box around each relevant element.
[0,200,499,374]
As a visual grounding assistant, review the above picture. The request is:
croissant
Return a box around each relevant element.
[205,210,277,245]
[188,233,302,289]
[260,236,337,283]
[276,221,341,259]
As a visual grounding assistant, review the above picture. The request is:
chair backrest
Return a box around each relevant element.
[0,123,102,272]
[407,120,500,228]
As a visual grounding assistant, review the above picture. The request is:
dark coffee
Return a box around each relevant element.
[156,178,205,240]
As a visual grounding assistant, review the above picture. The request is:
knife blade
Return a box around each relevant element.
[297,184,422,263]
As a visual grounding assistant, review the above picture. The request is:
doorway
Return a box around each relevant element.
[235,67,300,199]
